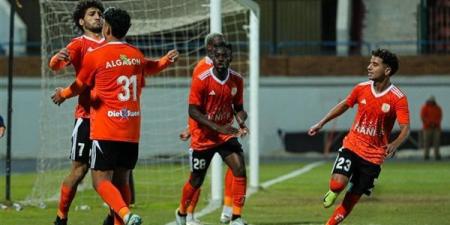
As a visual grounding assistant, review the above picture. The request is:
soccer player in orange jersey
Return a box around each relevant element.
[51,7,179,225]
[48,1,105,224]
[175,42,249,225]
[308,49,410,225]
[179,33,238,225]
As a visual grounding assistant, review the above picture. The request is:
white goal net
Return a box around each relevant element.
[29,0,251,218]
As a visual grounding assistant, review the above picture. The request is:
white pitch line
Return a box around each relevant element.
[260,161,325,189]
[165,160,325,225]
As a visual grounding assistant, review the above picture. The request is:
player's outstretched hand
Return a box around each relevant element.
[51,87,66,105]
[385,143,398,158]
[166,49,179,62]
[179,128,191,141]
[308,122,322,136]
[56,48,70,62]
[237,125,249,138]
[216,124,240,135]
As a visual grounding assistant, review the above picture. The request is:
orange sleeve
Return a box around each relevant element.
[188,76,204,106]
[60,78,86,99]
[48,39,80,71]
[396,96,410,125]
[346,85,359,107]
[49,55,69,71]
[192,64,202,76]
[193,60,206,76]
[143,55,172,76]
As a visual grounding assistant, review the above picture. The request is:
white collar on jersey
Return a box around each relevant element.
[210,67,230,85]
[370,80,394,98]
[82,35,105,43]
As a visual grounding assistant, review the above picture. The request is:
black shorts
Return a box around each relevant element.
[90,140,139,171]
[332,148,381,196]
[70,118,91,164]
[190,138,243,174]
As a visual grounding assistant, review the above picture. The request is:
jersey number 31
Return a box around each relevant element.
[117,75,137,101]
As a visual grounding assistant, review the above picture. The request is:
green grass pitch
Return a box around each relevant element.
[1,160,449,225]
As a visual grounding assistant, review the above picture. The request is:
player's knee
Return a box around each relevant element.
[71,165,88,182]
[330,177,347,193]
[92,181,101,190]
[231,164,246,177]
[189,174,205,188]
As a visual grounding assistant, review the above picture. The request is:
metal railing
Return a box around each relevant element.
[266,40,450,56]
[1,40,450,56]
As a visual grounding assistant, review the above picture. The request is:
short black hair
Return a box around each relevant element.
[205,33,224,48]
[103,7,131,39]
[73,0,104,32]
[371,48,399,76]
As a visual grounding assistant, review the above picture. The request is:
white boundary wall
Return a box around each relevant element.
[1,76,450,158]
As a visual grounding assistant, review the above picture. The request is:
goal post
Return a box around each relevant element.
[209,0,224,203]
[209,0,260,202]
[238,0,260,190]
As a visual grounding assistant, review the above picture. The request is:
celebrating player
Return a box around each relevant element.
[175,42,248,225]
[48,1,105,224]
[179,33,240,225]
[51,7,179,225]
[308,49,410,225]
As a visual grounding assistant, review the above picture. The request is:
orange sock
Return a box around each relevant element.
[326,192,361,225]
[96,180,129,220]
[179,181,198,214]
[187,188,201,214]
[117,184,132,206]
[223,168,234,207]
[330,179,346,193]
[231,176,247,216]
[110,208,123,225]
[113,184,131,225]
[57,184,77,219]
[114,215,123,225]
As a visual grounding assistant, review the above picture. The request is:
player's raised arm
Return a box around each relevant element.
[143,49,179,76]
[48,39,82,71]
[310,83,361,136]
[49,48,71,71]
[308,99,349,136]
[51,79,87,105]
[51,51,96,105]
